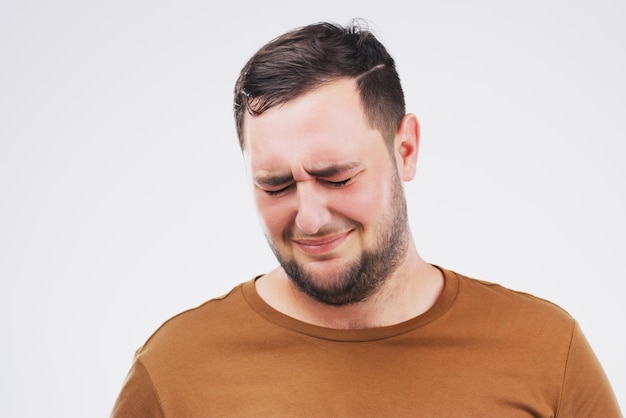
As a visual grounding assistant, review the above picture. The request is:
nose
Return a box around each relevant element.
[294,182,331,235]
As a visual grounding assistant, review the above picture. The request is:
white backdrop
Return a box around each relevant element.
[1,1,624,416]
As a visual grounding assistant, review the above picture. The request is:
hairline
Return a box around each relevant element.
[240,75,398,153]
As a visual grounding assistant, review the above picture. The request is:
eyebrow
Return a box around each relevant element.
[253,173,294,188]
[307,161,361,178]
[253,162,362,188]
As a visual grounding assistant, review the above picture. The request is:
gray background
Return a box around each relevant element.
[1,0,624,415]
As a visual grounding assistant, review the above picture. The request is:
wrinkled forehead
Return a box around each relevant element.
[241,80,388,181]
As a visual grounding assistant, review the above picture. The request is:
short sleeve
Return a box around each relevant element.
[110,358,165,418]
[557,322,622,417]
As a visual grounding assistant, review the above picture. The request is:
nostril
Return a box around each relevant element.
[295,203,331,236]
[295,209,322,235]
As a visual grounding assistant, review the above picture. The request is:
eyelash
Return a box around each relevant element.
[265,184,294,196]
[326,178,352,188]
[264,177,353,196]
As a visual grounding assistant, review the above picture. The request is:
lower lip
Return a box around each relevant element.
[294,232,350,256]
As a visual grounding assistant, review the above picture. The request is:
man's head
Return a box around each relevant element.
[234,20,406,150]
[235,22,420,307]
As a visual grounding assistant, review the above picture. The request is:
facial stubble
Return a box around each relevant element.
[267,171,410,306]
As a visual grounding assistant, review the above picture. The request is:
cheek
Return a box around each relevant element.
[254,193,293,239]
[334,179,390,226]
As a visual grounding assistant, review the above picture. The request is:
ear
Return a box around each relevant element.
[394,113,420,181]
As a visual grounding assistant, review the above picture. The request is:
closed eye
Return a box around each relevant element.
[324,177,353,188]
[260,176,354,196]
[263,183,295,196]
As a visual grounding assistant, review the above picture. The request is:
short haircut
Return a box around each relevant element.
[233,20,406,149]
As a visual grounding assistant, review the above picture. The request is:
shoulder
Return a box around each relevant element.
[135,280,254,360]
[457,269,572,314]
[444,268,576,338]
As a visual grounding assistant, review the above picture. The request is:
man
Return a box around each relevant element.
[111,21,621,416]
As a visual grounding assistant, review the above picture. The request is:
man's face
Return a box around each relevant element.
[242,79,411,306]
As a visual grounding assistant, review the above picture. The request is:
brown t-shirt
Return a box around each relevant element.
[111,268,621,417]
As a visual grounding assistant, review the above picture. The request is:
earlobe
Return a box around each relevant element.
[395,113,420,181]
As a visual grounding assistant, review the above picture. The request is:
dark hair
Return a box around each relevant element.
[233,20,406,149]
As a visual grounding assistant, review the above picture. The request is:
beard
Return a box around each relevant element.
[267,170,410,306]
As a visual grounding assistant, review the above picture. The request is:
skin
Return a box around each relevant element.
[242,78,444,329]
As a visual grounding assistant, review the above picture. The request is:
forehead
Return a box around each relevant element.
[242,79,384,173]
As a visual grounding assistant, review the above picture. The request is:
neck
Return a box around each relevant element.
[256,246,444,329]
